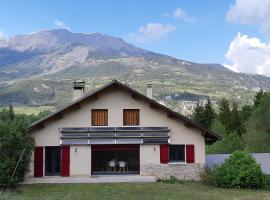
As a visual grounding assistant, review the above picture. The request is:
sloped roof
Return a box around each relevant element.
[31,79,221,143]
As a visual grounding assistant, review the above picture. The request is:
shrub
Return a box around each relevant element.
[212,151,266,189]
[206,133,244,154]
[0,106,34,188]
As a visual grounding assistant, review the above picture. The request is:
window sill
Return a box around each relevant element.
[168,162,187,165]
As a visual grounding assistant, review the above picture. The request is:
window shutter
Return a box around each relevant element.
[34,146,44,177]
[123,109,140,126]
[160,144,169,164]
[61,146,70,176]
[186,144,195,163]
[92,109,108,126]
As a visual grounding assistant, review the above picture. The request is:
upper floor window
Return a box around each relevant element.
[91,109,108,126]
[169,145,185,162]
[123,109,140,126]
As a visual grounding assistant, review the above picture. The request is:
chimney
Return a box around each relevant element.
[73,80,85,101]
[147,83,153,99]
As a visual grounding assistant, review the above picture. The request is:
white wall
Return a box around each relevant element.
[70,146,91,176]
[140,145,160,164]
[30,87,206,176]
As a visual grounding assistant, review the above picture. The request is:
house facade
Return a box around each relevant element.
[29,80,219,180]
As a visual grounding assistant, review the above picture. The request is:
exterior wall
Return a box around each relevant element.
[30,87,206,177]
[140,163,204,180]
[140,145,160,164]
[70,146,91,176]
[140,144,204,180]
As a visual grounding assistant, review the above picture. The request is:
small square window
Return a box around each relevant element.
[91,109,108,126]
[123,109,140,126]
[169,145,185,162]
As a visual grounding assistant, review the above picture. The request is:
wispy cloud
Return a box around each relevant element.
[128,23,176,43]
[165,8,196,23]
[54,20,71,30]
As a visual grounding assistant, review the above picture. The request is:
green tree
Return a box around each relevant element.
[192,98,215,129]
[248,92,270,133]
[203,98,216,129]
[0,106,34,188]
[218,98,231,133]
[206,133,244,154]
[254,88,264,108]
[192,101,205,125]
[229,102,245,136]
[240,105,253,122]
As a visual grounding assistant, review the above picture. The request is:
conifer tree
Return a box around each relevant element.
[218,98,231,133]
[203,98,216,129]
[254,88,264,108]
[192,98,215,129]
[230,101,245,136]
[192,101,204,125]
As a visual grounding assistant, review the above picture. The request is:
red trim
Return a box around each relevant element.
[34,146,43,177]
[61,146,70,176]
[186,144,195,163]
[160,144,169,164]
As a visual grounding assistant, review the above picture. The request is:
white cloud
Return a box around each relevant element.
[54,20,71,30]
[129,23,175,43]
[173,8,196,22]
[227,0,270,35]
[224,33,270,76]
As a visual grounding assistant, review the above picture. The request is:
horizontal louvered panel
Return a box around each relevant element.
[60,127,89,133]
[116,132,142,137]
[89,139,115,144]
[62,140,88,145]
[143,138,169,144]
[116,139,142,144]
[89,133,116,138]
[61,137,168,145]
[60,127,169,133]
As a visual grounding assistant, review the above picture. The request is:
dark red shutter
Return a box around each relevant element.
[61,146,70,176]
[186,144,195,163]
[160,144,169,163]
[34,146,43,177]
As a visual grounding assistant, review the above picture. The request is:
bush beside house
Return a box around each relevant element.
[0,106,34,188]
[204,151,267,189]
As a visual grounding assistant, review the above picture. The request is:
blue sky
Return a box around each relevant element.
[0,0,270,76]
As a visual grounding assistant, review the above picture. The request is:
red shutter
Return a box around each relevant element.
[160,144,169,164]
[61,146,70,176]
[186,144,195,163]
[34,146,43,177]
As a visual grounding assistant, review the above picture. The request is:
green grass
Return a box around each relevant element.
[3,182,270,200]
[0,106,55,115]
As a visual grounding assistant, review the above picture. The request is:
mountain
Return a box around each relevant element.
[0,29,269,108]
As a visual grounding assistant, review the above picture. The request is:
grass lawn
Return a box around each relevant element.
[3,182,270,200]
[8,106,54,115]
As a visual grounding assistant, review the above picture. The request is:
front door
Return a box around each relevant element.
[45,146,61,176]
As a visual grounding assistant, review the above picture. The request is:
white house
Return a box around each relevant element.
[29,80,220,180]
